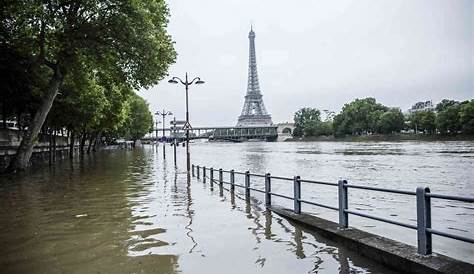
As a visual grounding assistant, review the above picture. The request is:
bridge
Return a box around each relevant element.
[144,125,279,142]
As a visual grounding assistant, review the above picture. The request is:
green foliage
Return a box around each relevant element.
[119,94,153,141]
[410,110,436,134]
[436,99,458,112]
[1,0,176,167]
[377,108,405,134]
[293,108,321,137]
[293,107,333,137]
[436,105,461,134]
[459,100,474,134]
[332,98,388,136]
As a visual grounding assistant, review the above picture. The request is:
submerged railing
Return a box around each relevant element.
[191,164,474,256]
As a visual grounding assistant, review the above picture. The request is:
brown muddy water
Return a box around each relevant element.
[0,141,473,273]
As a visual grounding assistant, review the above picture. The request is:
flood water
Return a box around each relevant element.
[0,141,473,273]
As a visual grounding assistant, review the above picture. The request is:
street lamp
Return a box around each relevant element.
[168,73,205,176]
[156,109,173,159]
[171,117,178,166]
[154,112,162,148]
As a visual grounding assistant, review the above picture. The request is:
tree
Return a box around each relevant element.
[4,1,176,171]
[419,111,436,134]
[459,100,474,134]
[377,108,405,134]
[332,98,388,136]
[293,108,321,137]
[436,99,458,112]
[410,111,436,134]
[120,94,153,143]
[436,105,461,134]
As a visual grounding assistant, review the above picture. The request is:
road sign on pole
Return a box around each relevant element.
[182,121,193,130]
[171,120,187,125]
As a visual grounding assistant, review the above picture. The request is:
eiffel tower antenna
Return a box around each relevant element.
[236,26,273,126]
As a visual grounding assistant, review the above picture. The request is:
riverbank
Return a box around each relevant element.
[285,134,474,142]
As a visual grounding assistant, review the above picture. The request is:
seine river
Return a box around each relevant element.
[0,141,472,273]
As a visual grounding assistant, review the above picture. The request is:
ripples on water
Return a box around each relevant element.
[0,147,401,273]
[191,141,474,263]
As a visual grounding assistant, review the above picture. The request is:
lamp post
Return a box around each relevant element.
[168,73,205,176]
[154,112,162,150]
[156,109,173,159]
[172,117,177,166]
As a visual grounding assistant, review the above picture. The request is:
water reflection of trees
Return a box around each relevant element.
[0,148,179,273]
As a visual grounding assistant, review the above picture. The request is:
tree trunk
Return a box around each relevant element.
[53,129,57,162]
[69,130,75,159]
[87,134,94,154]
[1,102,6,129]
[48,128,52,166]
[7,67,62,172]
[79,133,86,155]
[92,133,101,152]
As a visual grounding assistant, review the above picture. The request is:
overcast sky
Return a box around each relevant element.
[138,0,473,126]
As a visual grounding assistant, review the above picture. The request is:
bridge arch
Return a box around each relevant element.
[282,127,292,134]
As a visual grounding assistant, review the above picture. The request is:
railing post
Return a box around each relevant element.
[293,176,301,214]
[265,173,271,207]
[245,171,250,200]
[416,187,432,255]
[219,168,223,187]
[338,180,348,228]
[210,168,214,188]
[203,166,207,183]
[192,164,195,177]
[230,169,235,192]
[197,165,200,179]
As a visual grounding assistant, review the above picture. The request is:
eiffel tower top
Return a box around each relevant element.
[236,26,273,127]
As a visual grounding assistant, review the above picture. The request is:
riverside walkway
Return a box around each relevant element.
[192,164,474,273]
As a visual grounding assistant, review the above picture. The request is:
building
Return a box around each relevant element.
[408,100,434,114]
[236,27,273,127]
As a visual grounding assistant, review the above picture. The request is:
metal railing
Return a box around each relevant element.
[191,164,474,256]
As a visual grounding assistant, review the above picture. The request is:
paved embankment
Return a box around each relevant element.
[270,206,474,274]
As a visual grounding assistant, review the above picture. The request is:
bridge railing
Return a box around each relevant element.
[191,164,474,256]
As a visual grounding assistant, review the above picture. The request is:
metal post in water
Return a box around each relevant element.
[265,173,271,207]
[192,164,195,177]
[245,171,250,201]
[338,180,348,228]
[416,187,432,255]
[197,165,200,179]
[230,169,235,192]
[293,176,301,214]
[219,168,223,187]
[203,166,207,183]
[210,168,214,189]
[173,139,177,166]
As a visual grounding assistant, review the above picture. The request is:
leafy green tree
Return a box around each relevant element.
[419,111,436,134]
[459,100,474,134]
[436,99,458,112]
[377,108,405,134]
[409,110,436,134]
[293,108,321,137]
[293,108,333,137]
[120,94,153,143]
[4,0,176,171]
[436,105,461,134]
[332,98,388,136]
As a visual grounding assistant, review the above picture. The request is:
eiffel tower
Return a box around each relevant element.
[236,26,273,127]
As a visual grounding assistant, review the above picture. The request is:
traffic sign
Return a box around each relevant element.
[182,121,193,130]
[170,120,187,125]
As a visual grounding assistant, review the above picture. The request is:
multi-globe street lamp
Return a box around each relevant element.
[168,73,205,176]
[156,109,173,159]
